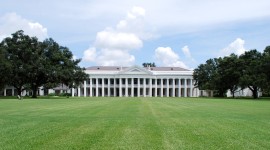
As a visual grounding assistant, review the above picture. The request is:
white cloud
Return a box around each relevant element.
[127,6,145,19]
[154,47,188,68]
[95,30,142,50]
[96,49,135,66]
[182,46,191,58]
[83,6,151,66]
[0,13,48,41]
[83,47,97,62]
[219,38,246,56]
[182,45,196,63]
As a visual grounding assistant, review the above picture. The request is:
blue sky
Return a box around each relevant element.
[1,0,270,69]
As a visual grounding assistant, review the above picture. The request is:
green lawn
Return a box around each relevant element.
[0,97,270,150]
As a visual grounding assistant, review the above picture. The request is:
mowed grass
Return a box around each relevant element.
[0,97,270,150]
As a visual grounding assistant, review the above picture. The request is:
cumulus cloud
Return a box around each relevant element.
[95,30,142,50]
[83,6,151,66]
[83,47,97,62]
[95,49,135,66]
[0,13,48,41]
[155,47,188,69]
[182,45,196,62]
[182,46,191,58]
[219,38,246,56]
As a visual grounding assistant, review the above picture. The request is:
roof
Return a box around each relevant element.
[86,66,128,71]
[148,67,190,71]
[86,66,190,71]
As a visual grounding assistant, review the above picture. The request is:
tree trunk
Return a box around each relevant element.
[16,88,22,97]
[32,86,38,98]
[229,89,235,98]
[248,86,258,99]
[253,87,258,99]
[16,87,22,100]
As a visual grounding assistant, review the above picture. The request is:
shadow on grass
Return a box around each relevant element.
[0,96,69,100]
[197,96,270,101]
[1,96,270,101]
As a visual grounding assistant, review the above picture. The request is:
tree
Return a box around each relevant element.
[142,62,156,67]
[0,30,39,97]
[29,38,89,98]
[1,30,88,98]
[193,58,227,97]
[239,50,266,99]
[217,54,241,98]
[0,46,11,90]
[194,56,242,97]
[44,41,89,91]
[262,46,270,96]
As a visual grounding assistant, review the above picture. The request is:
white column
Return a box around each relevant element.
[119,78,122,97]
[131,78,134,97]
[108,78,111,97]
[143,78,146,97]
[102,78,104,97]
[72,88,74,97]
[114,78,116,97]
[90,78,92,97]
[161,79,163,97]
[155,79,157,97]
[190,79,193,97]
[172,78,175,97]
[166,78,169,97]
[178,79,181,97]
[149,78,152,97]
[96,78,98,97]
[125,78,128,97]
[4,88,6,96]
[78,86,81,97]
[138,78,140,97]
[84,81,87,97]
[184,79,187,97]
[12,87,14,96]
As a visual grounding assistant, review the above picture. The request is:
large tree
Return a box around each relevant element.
[42,39,89,91]
[262,46,270,96]
[239,50,266,99]
[194,55,242,97]
[193,58,227,97]
[29,38,89,98]
[217,54,241,98]
[0,46,11,90]
[1,30,88,98]
[0,30,39,96]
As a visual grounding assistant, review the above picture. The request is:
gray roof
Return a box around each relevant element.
[86,66,190,71]
[147,67,190,71]
[86,66,128,71]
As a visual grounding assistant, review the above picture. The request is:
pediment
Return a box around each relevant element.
[130,69,142,72]
[118,66,152,75]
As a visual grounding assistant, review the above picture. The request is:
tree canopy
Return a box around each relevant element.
[142,62,156,67]
[193,48,270,99]
[0,30,89,98]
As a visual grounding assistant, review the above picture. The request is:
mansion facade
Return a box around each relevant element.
[1,65,257,97]
[72,66,199,97]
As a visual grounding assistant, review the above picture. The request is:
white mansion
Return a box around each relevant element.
[72,66,199,97]
[1,66,255,97]
[0,66,200,97]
